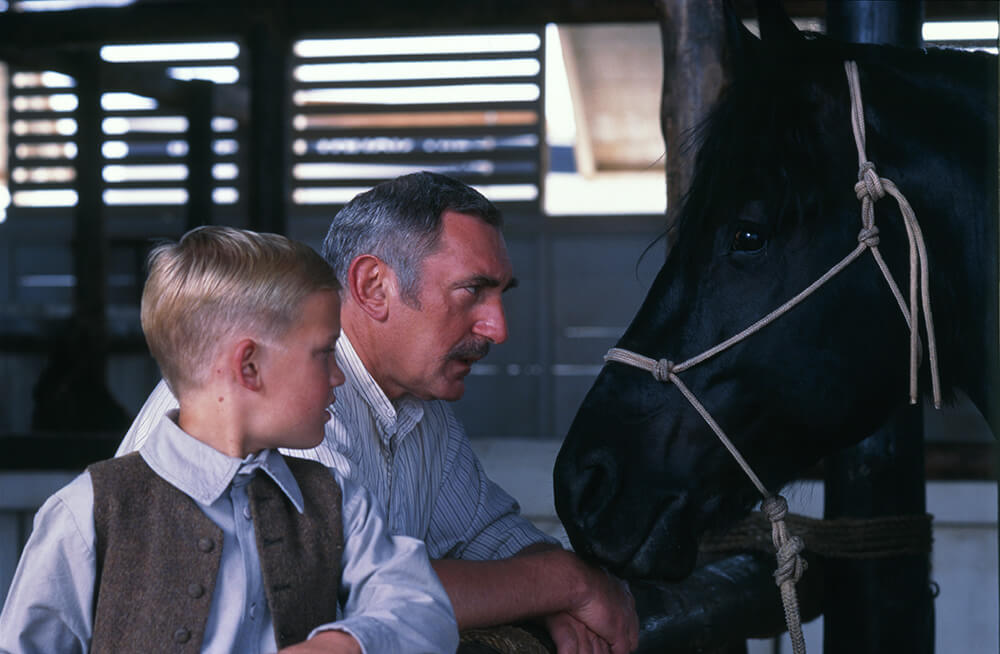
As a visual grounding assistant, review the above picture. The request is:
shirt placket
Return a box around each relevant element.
[230,472,266,653]
[377,426,398,529]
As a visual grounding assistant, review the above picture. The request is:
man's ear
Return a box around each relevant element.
[347,254,392,321]
[234,338,263,391]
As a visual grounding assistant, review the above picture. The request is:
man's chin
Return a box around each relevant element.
[433,361,474,401]
[433,375,467,402]
[436,383,466,402]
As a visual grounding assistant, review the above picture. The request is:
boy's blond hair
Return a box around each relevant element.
[141,225,340,395]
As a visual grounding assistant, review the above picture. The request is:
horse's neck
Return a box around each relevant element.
[868,54,999,435]
[919,128,998,435]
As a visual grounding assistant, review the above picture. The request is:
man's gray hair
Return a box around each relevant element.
[322,171,502,304]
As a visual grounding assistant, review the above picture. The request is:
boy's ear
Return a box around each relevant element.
[347,254,392,321]
[235,339,263,391]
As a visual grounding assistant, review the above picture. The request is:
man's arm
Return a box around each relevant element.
[316,470,459,654]
[432,544,638,654]
[424,409,637,652]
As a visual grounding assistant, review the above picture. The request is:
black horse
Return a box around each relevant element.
[554,1,997,597]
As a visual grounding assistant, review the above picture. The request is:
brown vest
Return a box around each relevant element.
[90,452,344,652]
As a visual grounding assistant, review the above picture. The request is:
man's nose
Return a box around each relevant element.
[473,295,508,344]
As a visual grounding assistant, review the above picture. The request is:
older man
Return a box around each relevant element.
[119,172,638,654]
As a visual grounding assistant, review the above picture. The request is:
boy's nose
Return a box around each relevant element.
[330,363,346,388]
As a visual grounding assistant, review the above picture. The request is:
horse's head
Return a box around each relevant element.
[554,4,997,581]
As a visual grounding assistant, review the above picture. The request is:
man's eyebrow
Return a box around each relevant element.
[458,275,519,292]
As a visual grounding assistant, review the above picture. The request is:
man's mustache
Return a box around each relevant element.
[447,339,490,361]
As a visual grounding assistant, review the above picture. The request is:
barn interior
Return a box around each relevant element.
[0,0,996,651]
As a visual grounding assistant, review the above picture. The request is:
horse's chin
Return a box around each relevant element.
[616,537,700,582]
[577,508,701,582]
[583,488,762,581]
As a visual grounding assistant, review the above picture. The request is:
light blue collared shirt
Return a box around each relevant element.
[119,334,557,561]
[0,412,458,654]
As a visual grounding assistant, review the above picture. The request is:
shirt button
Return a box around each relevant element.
[174,628,191,643]
[243,505,252,520]
[197,537,215,553]
[249,603,257,620]
[187,583,205,598]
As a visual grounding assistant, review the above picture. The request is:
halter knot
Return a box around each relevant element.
[762,495,788,522]
[857,225,880,247]
[652,358,674,382]
[774,535,808,586]
[855,161,885,201]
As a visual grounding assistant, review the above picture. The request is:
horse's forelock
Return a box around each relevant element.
[672,33,994,264]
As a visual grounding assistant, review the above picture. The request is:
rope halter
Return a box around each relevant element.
[603,61,941,654]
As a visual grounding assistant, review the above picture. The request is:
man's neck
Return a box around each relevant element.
[341,305,405,401]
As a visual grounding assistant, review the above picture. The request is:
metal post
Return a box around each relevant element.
[73,56,105,340]
[31,52,128,433]
[246,14,289,235]
[823,5,932,653]
[186,80,214,230]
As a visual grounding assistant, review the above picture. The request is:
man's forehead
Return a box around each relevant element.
[435,213,511,268]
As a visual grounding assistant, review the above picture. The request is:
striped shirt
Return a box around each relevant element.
[117,333,555,560]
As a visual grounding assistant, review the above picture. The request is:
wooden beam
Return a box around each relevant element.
[0,0,661,51]
[0,0,993,51]
[656,0,728,249]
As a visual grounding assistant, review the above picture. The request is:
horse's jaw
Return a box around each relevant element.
[555,441,765,581]
[554,472,700,581]
[554,388,771,581]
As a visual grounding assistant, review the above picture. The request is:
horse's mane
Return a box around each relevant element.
[668,32,998,255]
[655,31,997,403]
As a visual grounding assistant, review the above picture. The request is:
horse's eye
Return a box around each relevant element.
[732,228,765,252]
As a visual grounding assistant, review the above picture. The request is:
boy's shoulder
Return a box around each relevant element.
[89,450,144,475]
[88,452,160,500]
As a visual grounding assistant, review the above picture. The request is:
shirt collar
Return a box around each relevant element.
[337,332,424,441]
[139,410,305,512]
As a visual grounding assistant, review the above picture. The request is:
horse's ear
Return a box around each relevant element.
[723,0,760,77]
[755,0,804,46]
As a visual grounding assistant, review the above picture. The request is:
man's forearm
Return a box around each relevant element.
[431,545,585,629]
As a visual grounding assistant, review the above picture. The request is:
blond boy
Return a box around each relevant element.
[0,226,457,654]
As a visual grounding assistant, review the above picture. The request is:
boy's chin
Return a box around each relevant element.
[301,431,326,450]
[283,427,326,451]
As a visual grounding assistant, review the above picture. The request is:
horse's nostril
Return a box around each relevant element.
[575,451,619,528]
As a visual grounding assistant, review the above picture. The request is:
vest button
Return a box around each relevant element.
[197,537,215,552]
[187,583,205,598]
[173,628,191,643]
